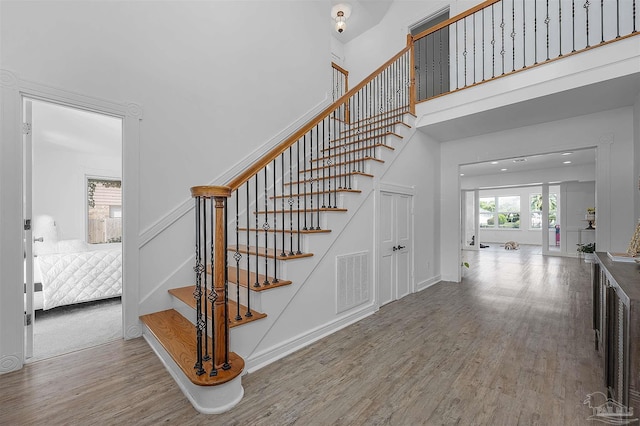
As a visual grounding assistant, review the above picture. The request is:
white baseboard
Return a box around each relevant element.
[245,303,377,374]
[416,275,441,292]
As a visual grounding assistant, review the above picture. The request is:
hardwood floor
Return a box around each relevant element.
[0,245,602,425]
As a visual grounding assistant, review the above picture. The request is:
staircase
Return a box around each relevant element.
[138,0,639,414]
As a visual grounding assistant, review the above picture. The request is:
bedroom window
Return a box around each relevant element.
[88,178,122,244]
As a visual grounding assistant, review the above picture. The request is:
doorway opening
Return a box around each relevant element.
[23,98,124,361]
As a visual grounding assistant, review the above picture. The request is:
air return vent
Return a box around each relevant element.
[336,251,370,314]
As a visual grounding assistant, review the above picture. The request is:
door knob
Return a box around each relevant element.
[34,237,44,243]
[392,246,397,251]
[397,245,405,250]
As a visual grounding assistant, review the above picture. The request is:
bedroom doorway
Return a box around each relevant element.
[23,97,124,361]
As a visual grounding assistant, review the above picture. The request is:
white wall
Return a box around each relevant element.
[33,144,121,241]
[0,0,332,370]
[635,92,640,222]
[441,107,635,281]
[560,181,596,254]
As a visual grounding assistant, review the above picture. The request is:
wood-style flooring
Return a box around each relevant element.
[0,245,602,425]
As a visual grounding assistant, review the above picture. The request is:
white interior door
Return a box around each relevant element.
[378,190,413,307]
[23,98,34,359]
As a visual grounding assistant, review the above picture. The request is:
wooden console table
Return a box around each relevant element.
[592,252,640,412]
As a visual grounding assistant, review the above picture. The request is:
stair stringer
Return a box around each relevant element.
[227,118,419,372]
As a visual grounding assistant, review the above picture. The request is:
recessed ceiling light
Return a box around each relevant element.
[563,160,572,164]
[490,161,499,165]
[561,152,573,156]
[500,168,508,171]
[460,173,465,176]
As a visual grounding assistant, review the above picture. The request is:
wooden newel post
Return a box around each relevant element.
[212,194,229,370]
[191,185,232,373]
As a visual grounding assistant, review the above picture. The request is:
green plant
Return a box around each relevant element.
[461,261,470,268]
[577,242,596,253]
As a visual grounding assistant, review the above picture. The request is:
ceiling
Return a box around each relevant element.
[459,148,596,178]
[331,0,394,43]
[31,99,122,157]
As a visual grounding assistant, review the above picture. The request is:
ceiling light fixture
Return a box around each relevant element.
[563,160,572,164]
[501,168,508,171]
[561,152,573,156]
[490,161,499,165]
[331,4,351,34]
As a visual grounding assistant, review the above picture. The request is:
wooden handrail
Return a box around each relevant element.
[331,62,349,77]
[225,46,412,191]
[191,185,231,198]
[413,0,500,42]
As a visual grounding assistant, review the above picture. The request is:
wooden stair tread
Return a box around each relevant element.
[347,106,412,126]
[238,227,331,234]
[140,309,244,386]
[341,120,411,136]
[330,131,402,145]
[284,171,373,185]
[229,244,314,260]
[169,285,267,327]
[270,188,361,199]
[253,207,347,214]
[226,265,293,290]
[316,143,394,159]
[301,157,384,173]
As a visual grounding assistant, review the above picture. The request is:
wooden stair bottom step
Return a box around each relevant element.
[169,285,267,327]
[140,309,244,386]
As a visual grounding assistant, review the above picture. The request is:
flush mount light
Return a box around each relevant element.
[500,168,508,171]
[561,152,573,156]
[331,4,352,34]
[563,160,572,164]
[460,173,465,176]
[490,161,499,165]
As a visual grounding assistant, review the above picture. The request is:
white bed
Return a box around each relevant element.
[30,215,122,310]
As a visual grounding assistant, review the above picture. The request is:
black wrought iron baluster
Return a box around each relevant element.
[322,119,326,209]
[245,183,252,317]
[456,21,460,89]
[280,154,286,257]
[616,0,620,38]
[483,9,486,79]
[492,4,496,77]
[315,125,321,230]
[272,159,279,283]
[204,197,211,363]
[501,0,505,74]
[559,0,563,56]
[288,146,294,255]
[296,139,302,254]
[473,14,477,83]
[327,114,333,210]
[571,0,576,52]
[303,134,308,230]
[234,192,241,321]
[431,33,436,95]
[546,0,550,60]
[633,0,637,33]
[523,0,527,67]
[263,167,269,285]
[511,0,516,71]
[208,197,216,376]
[310,129,315,230]
[254,175,260,288]
[193,196,205,376]
[462,18,467,87]
[585,0,591,48]
[440,29,445,90]
[416,36,422,100]
[596,0,605,39]
[222,201,230,371]
[534,0,538,63]
[332,112,338,208]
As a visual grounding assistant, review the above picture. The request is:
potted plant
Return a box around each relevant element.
[577,242,596,262]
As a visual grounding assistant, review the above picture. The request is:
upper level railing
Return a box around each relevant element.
[412,0,639,102]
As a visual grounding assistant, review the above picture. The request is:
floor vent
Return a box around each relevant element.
[336,251,370,314]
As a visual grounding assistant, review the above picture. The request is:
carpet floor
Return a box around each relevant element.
[29,297,122,362]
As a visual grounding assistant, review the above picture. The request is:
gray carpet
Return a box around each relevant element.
[29,297,122,362]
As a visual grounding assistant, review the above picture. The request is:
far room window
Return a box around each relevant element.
[530,193,557,229]
[479,196,521,229]
[88,178,122,244]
